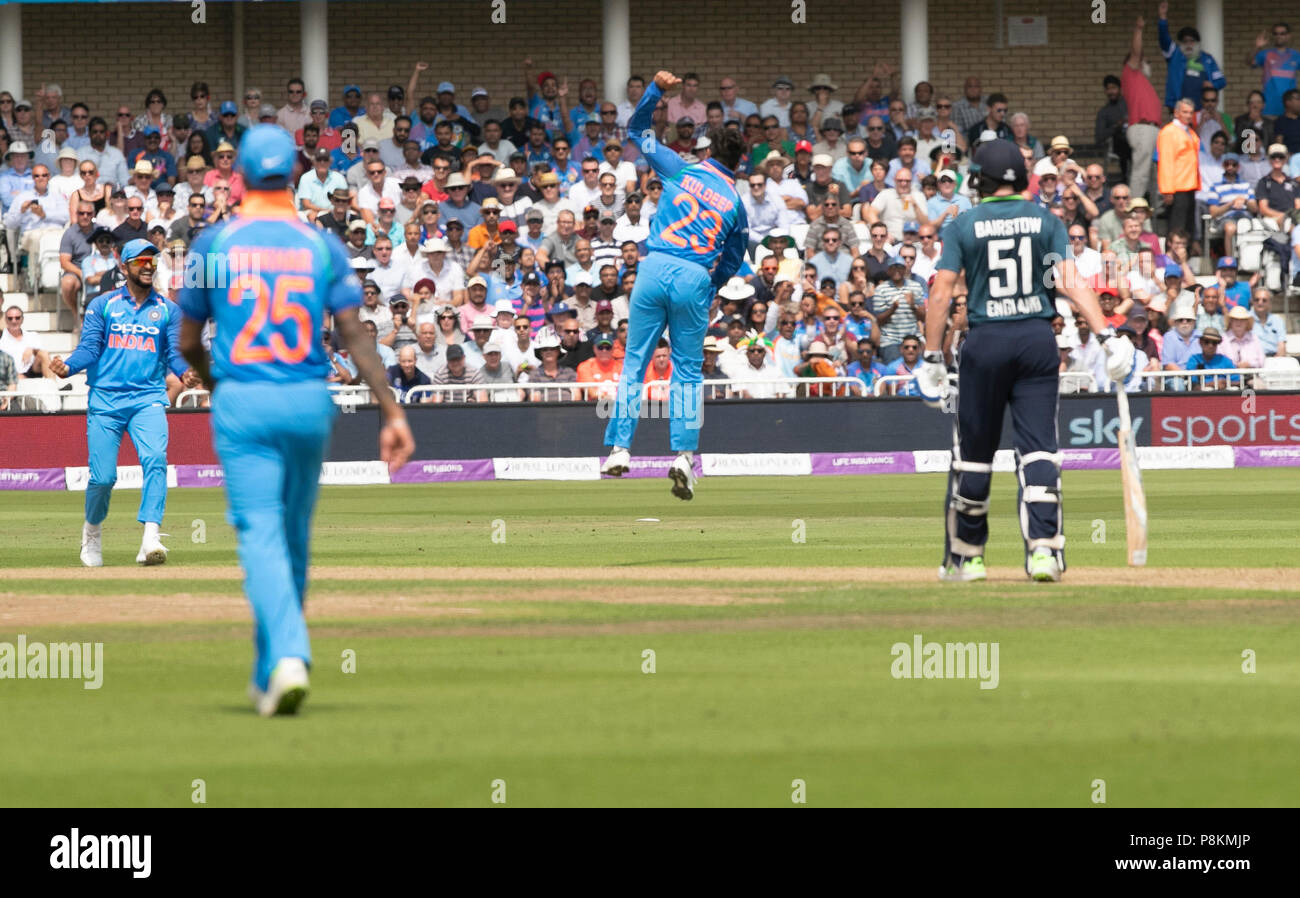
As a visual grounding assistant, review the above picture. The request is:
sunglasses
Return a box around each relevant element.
[6,314,23,321]
[215,153,234,159]
[936,103,952,109]
[514,323,530,330]
[920,234,936,240]
[823,315,841,321]
[127,258,155,268]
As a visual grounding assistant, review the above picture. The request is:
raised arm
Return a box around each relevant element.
[1156,3,1174,60]
[1127,15,1146,67]
[407,62,427,108]
[629,74,687,182]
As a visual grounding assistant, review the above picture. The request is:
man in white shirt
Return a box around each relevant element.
[355,159,401,225]
[598,139,638,198]
[565,159,603,217]
[402,237,466,305]
[477,119,518,165]
[368,235,409,298]
[615,75,646,129]
[297,148,348,221]
[1066,222,1102,280]
[1,304,57,379]
[77,119,128,188]
[352,93,395,143]
[759,76,795,128]
[613,192,649,244]
[3,163,69,273]
[124,161,160,215]
[741,172,785,249]
[910,223,943,282]
[865,168,929,241]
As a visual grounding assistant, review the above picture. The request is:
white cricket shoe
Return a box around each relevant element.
[668,455,696,501]
[601,447,631,477]
[80,522,103,568]
[1028,548,1062,582]
[136,534,168,566]
[258,657,310,717]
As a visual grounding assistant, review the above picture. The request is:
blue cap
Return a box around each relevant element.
[436,81,455,95]
[886,254,906,267]
[238,125,297,189]
[1164,262,1183,279]
[547,301,574,319]
[120,238,158,263]
[903,220,919,233]
[970,138,1027,188]
[142,125,160,136]
[1216,256,1237,269]
[1221,152,1240,164]
[220,100,238,115]
[343,84,361,96]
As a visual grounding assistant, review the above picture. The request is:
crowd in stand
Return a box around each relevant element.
[2,5,1300,406]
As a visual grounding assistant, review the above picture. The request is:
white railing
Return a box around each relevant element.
[175,384,402,409]
[402,376,865,403]
[1129,368,1265,392]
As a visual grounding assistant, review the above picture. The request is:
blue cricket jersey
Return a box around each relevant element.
[64,285,189,404]
[937,195,1067,328]
[630,83,749,289]
[178,192,362,383]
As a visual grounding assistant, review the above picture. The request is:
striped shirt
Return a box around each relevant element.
[872,280,925,348]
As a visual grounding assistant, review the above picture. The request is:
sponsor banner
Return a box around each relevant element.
[0,467,66,490]
[1233,445,1300,467]
[63,465,178,491]
[701,453,813,477]
[1061,448,1121,470]
[319,460,391,485]
[913,450,951,473]
[174,464,225,488]
[493,456,601,480]
[390,458,496,484]
[619,455,704,479]
[1149,394,1300,446]
[1134,445,1235,469]
[810,452,915,475]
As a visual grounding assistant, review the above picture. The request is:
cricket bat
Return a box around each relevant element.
[1115,389,1148,566]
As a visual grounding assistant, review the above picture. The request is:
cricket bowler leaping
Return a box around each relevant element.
[599,71,750,500]
[178,125,414,717]
[917,139,1136,583]
[50,239,200,567]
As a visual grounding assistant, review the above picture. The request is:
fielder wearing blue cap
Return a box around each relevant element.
[918,139,1135,583]
[178,124,414,716]
[51,238,195,568]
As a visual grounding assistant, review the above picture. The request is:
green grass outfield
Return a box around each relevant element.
[1,469,1297,806]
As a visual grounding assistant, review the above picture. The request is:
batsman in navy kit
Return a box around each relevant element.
[918,140,1135,582]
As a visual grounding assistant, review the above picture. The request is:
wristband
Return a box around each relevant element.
[1095,327,1115,344]
[923,351,944,364]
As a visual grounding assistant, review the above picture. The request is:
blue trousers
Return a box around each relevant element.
[212,379,336,691]
[603,253,710,452]
[85,397,169,525]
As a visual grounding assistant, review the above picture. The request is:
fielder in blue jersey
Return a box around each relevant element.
[178,125,414,717]
[916,140,1135,584]
[599,71,750,499]
[50,239,197,568]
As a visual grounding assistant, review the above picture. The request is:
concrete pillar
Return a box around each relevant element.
[602,0,630,106]
[900,0,930,107]
[0,4,22,102]
[301,0,330,106]
[1197,0,1224,101]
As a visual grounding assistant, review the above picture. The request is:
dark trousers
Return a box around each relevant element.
[1169,190,1197,241]
[946,318,1063,565]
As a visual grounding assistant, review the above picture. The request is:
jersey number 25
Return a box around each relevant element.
[228,274,314,365]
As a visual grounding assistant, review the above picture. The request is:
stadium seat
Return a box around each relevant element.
[15,377,60,413]
[1259,356,1300,390]
[788,221,809,250]
[35,230,64,294]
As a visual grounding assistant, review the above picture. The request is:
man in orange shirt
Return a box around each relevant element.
[467,197,505,249]
[643,339,673,401]
[1157,98,1201,245]
[576,333,623,399]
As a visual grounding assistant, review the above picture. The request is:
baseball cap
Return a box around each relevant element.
[388,85,405,100]
[436,81,456,95]
[14,98,31,110]
[471,87,488,99]
[694,136,712,151]
[310,99,328,112]
[820,117,844,133]
[258,107,278,120]
[388,294,409,307]
[676,116,695,128]
[1163,263,1184,279]
[1268,143,1290,158]
[155,183,173,195]
[1217,256,1238,269]
[467,276,488,291]
[772,75,794,89]
[142,125,160,137]
[595,299,614,313]
[120,238,158,263]
[599,211,616,223]
[446,344,466,360]
[88,226,114,244]
[903,221,919,234]
[377,197,396,210]
[593,334,614,348]
[936,169,957,182]
[522,272,541,286]
[482,338,505,355]
[811,153,834,168]
[570,271,593,287]
[886,254,906,267]
[343,85,361,97]
[173,114,192,129]
[347,220,368,232]
[361,138,381,152]
[498,220,518,233]
[238,125,296,189]
[970,138,1026,186]
[312,147,332,162]
[220,100,238,115]
[548,301,574,319]
[1056,334,1072,350]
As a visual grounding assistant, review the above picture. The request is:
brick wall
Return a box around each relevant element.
[14,0,1299,158]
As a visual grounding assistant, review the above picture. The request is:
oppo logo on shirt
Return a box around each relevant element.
[109,322,160,336]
